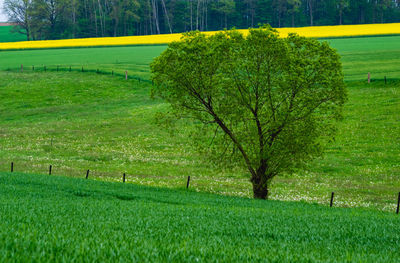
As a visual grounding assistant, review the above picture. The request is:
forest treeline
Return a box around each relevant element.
[4,0,400,40]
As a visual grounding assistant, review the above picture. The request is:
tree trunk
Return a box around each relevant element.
[278,12,281,28]
[252,175,269,199]
[308,0,314,26]
[113,16,119,37]
[291,12,295,27]
[251,166,269,199]
[161,0,172,34]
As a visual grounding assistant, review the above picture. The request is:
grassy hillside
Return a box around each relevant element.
[0,35,400,81]
[0,172,399,262]
[0,35,399,211]
[0,26,26,42]
[0,71,398,211]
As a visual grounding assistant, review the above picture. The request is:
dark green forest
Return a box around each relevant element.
[4,0,400,40]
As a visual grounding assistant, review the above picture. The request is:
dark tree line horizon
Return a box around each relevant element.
[4,0,400,41]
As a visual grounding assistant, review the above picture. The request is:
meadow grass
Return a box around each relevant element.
[0,71,398,211]
[0,26,26,43]
[1,35,400,81]
[0,172,399,262]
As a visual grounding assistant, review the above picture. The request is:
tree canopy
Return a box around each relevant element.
[151,27,347,199]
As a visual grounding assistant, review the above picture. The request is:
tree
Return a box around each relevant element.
[3,0,34,40]
[376,0,392,23]
[306,0,315,26]
[30,0,71,39]
[272,0,287,27]
[211,0,235,28]
[151,27,346,199]
[336,0,349,25]
[287,0,301,26]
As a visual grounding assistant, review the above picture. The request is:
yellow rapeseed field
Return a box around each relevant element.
[0,23,399,50]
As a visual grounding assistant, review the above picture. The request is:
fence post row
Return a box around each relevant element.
[4,162,400,214]
[17,64,146,83]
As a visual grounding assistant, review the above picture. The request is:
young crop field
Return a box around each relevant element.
[0,172,399,262]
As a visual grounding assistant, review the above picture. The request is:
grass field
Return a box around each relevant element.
[0,29,399,262]
[0,172,399,262]
[0,70,398,211]
[0,35,399,212]
[0,26,26,42]
[1,35,400,81]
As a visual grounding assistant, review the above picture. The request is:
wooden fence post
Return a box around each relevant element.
[49,165,52,175]
[123,173,126,183]
[86,170,90,179]
[11,162,14,173]
[396,192,400,214]
[186,176,191,188]
[125,71,128,80]
[368,72,370,83]
[330,192,335,207]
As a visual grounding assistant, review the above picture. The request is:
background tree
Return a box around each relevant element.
[151,27,347,199]
[337,0,349,24]
[3,0,34,40]
[272,0,287,27]
[287,0,301,26]
[211,0,235,28]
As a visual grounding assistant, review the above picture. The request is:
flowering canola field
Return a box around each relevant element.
[0,23,399,50]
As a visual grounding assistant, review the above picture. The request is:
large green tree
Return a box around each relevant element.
[151,27,346,199]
